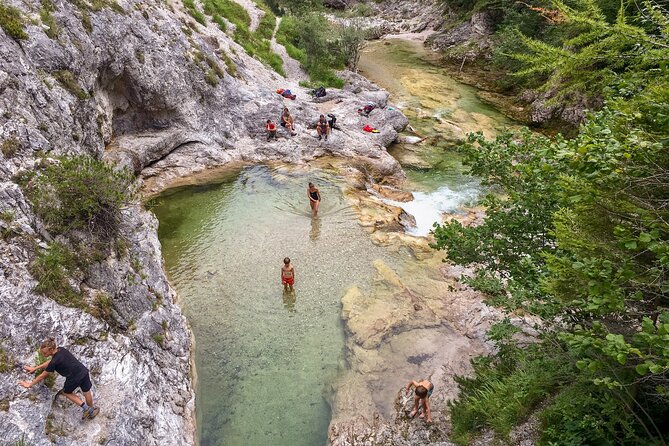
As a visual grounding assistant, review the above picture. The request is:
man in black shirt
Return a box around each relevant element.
[19,338,100,419]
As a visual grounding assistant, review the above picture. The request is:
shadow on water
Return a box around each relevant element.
[282,289,297,314]
[310,217,322,242]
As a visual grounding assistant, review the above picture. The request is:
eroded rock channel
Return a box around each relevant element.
[150,38,526,446]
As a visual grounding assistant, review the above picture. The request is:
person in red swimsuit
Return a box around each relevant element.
[266,119,277,141]
[281,257,295,291]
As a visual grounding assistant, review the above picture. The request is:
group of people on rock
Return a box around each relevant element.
[265,108,332,141]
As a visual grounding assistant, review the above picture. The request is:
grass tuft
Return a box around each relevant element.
[0,3,28,40]
[53,70,90,100]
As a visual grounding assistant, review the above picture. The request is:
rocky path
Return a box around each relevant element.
[271,17,309,82]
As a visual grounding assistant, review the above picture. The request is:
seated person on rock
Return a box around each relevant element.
[266,119,278,140]
[281,108,297,136]
[20,338,100,420]
[316,114,330,141]
[406,379,434,423]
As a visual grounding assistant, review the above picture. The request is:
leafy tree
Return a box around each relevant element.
[337,18,369,71]
[439,1,669,443]
[508,0,669,105]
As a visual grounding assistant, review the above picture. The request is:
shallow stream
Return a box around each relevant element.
[358,39,515,235]
[153,166,405,446]
[153,38,514,446]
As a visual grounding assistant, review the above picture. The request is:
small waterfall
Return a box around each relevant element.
[383,184,480,236]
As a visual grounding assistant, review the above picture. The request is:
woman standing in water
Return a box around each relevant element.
[307,182,321,217]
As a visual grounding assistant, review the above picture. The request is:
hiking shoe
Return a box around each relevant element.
[83,406,100,420]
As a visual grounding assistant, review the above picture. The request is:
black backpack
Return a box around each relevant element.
[327,113,337,130]
[315,86,326,98]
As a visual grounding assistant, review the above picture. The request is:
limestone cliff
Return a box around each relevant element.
[0,0,408,444]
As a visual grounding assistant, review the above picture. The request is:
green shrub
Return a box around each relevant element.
[90,292,114,323]
[108,0,125,14]
[183,0,206,25]
[276,13,347,87]
[29,241,83,308]
[1,135,21,158]
[0,346,14,373]
[202,0,284,75]
[152,333,164,346]
[0,3,27,40]
[0,210,14,223]
[27,155,134,240]
[449,343,572,444]
[540,386,640,445]
[463,269,505,298]
[203,0,250,30]
[336,2,374,17]
[255,2,276,40]
[0,210,18,240]
[217,49,237,77]
[212,13,226,31]
[52,70,90,100]
[205,68,219,86]
[39,0,59,39]
[283,42,306,63]
[79,9,92,32]
[206,55,225,77]
[251,39,285,76]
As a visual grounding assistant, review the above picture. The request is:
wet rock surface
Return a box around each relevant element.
[326,192,540,445]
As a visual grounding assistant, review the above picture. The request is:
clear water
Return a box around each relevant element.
[358,39,515,235]
[153,165,399,446]
[152,39,517,445]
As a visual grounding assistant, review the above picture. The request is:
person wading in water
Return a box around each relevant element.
[307,182,321,217]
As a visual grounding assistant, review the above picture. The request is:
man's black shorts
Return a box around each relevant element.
[63,373,92,393]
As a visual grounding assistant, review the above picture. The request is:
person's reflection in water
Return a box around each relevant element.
[310,216,321,241]
[282,289,296,313]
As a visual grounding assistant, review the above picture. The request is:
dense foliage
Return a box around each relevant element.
[449,0,668,114]
[434,1,669,443]
[0,3,27,40]
[27,156,134,240]
[276,13,368,87]
[19,156,133,313]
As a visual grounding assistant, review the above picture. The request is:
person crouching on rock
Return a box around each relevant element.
[19,338,100,420]
[406,379,434,423]
[281,108,297,136]
[266,119,278,141]
[316,114,330,141]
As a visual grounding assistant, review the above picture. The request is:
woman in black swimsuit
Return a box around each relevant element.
[307,182,321,217]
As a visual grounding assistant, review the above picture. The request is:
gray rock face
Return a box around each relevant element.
[0,0,410,443]
[330,0,445,38]
[0,184,195,445]
[427,10,502,61]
